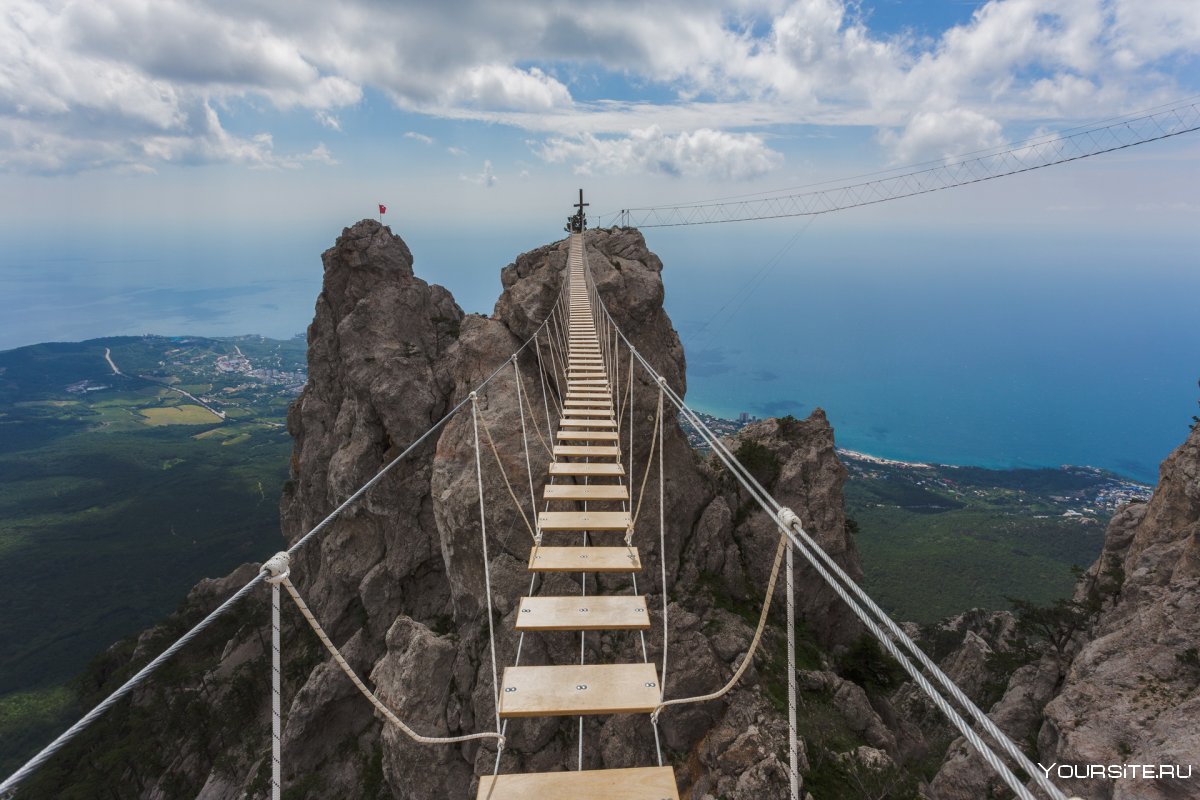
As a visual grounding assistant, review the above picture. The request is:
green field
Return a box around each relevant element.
[0,335,304,774]
[138,404,222,425]
[843,456,1147,622]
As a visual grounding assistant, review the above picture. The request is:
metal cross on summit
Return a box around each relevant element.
[575,188,588,224]
[565,188,589,233]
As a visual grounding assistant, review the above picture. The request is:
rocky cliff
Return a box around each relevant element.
[928,424,1200,800]
[21,221,911,800]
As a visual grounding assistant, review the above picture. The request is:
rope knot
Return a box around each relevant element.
[263,551,291,585]
[777,507,801,531]
[469,391,478,402]
[624,523,635,547]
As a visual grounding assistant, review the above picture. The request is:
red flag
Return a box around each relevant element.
[378,204,387,215]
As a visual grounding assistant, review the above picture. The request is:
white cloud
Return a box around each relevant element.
[878,109,1007,164]
[2,0,1199,173]
[447,146,467,156]
[315,110,342,131]
[537,126,782,180]
[404,131,435,144]
[462,159,497,187]
[443,65,572,112]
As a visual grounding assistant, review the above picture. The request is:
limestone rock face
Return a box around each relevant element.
[47,223,881,800]
[1037,424,1200,800]
[717,413,862,649]
[265,224,869,798]
[930,425,1200,800]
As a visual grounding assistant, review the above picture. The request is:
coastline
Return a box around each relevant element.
[682,408,1154,490]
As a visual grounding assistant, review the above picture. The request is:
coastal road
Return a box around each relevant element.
[103,348,122,375]
[101,347,226,421]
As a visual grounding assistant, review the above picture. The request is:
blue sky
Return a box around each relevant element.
[1,1,1199,477]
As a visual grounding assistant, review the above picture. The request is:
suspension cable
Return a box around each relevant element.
[470,394,504,738]
[613,98,1200,228]
[588,280,1070,800]
[266,555,503,748]
[0,294,564,797]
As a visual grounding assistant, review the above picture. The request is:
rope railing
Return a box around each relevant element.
[264,553,505,749]
[585,256,1075,800]
[0,273,573,799]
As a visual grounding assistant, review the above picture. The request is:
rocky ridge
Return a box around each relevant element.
[20,221,924,799]
[926,424,1200,800]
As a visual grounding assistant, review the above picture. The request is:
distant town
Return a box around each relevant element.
[679,409,1152,523]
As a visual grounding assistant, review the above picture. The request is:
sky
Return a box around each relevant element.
[1,0,1198,473]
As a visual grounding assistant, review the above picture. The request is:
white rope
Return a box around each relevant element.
[653,534,787,722]
[265,553,287,800]
[656,383,669,704]
[593,296,1070,800]
[1,263,568,796]
[274,564,503,747]
[513,358,542,544]
[476,409,539,544]
[515,357,552,457]
[0,571,266,797]
[534,336,560,429]
[627,382,663,546]
[470,394,504,737]
[545,316,565,404]
[773,512,1039,800]
[785,542,799,800]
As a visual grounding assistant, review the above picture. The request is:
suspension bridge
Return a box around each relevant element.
[8,96,1199,798]
[0,221,1081,800]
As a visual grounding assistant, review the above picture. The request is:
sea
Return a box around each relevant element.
[2,222,1196,484]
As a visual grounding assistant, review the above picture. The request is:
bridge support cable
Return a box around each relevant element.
[587,277,1074,800]
[0,289,572,799]
[611,98,1200,228]
[785,542,799,799]
[662,388,672,705]
[267,554,285,800]
[263,554,504,749]
[533,337,558,446]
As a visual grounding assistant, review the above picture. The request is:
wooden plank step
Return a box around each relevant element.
[559,408,613,417]
[569,379,609,385]
[538,511,630,531]
[515,595,649,631]
[498,663,660,717]
[476,766,678,800]
[554,445,620,458]
[557,430,619,441]
[565,398,612,405]
[544,484,628,501]
[529,545,640,571]
[560,418,617,427]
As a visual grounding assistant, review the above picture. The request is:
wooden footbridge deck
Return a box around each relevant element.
[479,232,678,798]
